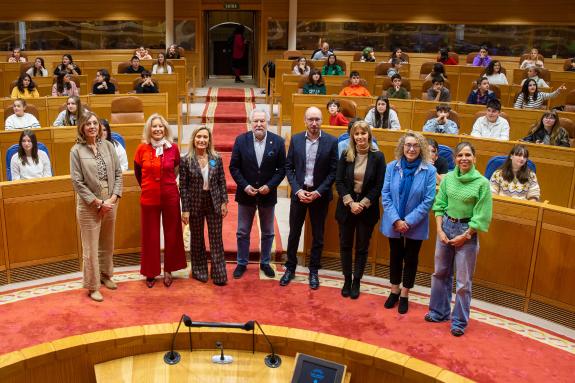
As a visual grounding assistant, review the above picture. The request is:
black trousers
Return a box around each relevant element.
[338,215,376,279]
[285,197,330,273]
[388,237,423,289]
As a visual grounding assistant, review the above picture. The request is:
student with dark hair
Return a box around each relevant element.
[427,138,449,184]
[101,119,129,171]
[364,96,401,130]
[92,69,116,94]
[423,104,458,134]
[52,71,79,97]
[387,58,402,78]
[321,54,344,76]
[8,47,26,63]
[566,58,575,72]
[166,44,181,59]
[437,48,457,65]
[303,68,326,95]
[386,74,409,99]
[426,77,450,102]
[472,46,491,67]
[388,48,408,64]
[327,99,349,127]
[11,73,39,99]
[483,60,508,85]
[26,57,49,77]
[466,77,496,105]
[424,63,448,82]
[125,56,145,74]
[10,129,52,180]
[471,99,510,140]
[136,71,159,93]
[522,110,570,147]
[513,79,565,109]
[339,71,371,97]
[293,57,310,76]
[53,54,81,75]
[490,145,540,201]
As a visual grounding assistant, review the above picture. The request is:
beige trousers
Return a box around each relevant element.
[77,185,118,291]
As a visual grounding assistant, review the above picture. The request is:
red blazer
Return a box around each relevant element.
[134,143,180,205]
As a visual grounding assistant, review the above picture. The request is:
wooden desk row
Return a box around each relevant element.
[0,93,168,130]
[0,124,144,182]
[289,94,575,142]
[299,127,575,326]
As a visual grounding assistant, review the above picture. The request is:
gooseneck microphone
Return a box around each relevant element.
[163,314,192,365]
[254,320,282,368]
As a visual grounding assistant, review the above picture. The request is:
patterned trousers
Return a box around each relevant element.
[188,191,228,284]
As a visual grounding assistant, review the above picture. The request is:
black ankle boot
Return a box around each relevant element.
[398,297,409,314]
[341,275,352,297]
[384,292,400,309]
[350,277,361,299]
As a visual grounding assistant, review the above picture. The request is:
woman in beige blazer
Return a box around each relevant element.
[70,112,123,302]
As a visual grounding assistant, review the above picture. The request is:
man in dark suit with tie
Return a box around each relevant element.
[229,109,286,279]
[281,106,338,289]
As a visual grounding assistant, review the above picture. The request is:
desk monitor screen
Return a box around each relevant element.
[291,353,346,383]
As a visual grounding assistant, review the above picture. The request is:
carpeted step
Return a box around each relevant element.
[205,87,255,103]
[212,123,248,152]
[202,101,254,124]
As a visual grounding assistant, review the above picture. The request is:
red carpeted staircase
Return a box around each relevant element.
[200,88,283,259]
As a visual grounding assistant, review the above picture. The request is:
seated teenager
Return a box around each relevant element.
[566,58,575,72]
[422,104,458,134]
[426,77,450,102]
[514,79,566,109]
[471,99,510,140]
[135,46,152,60]
[7,48,26,63]
[101,119,128,171]
[302,69,326,95]
[292,57,310,76]
[125,56,146,74]
[437,48,457,65]
[364,96,401,130]
[11,73,40,99]
[386,74,409,99]
[135,71,159,93]
[388,48,408,64]
[483,60,508,85]
[490,144,540,201]
[10,130,52,180]
[166,44,181,59]
[53,96,85,126]
[424,63,448,82]
[327,99,349,126]
[53,54,81,75]
[339,71,371,97]
[312,42,331,60]
[520,67,549,88]
[520,48,544,69]
[92,69,116,94]
[5,99,41,130]
[52,71,79,97]
[521,110,570,147]
[427,138,449,184]
[472,46,491,67]
[26,57,48,77]
[466,77,497,105]
[360,47,376,62]
[152,53,172,74]
[321,54,344,76]
[387,58,402,78]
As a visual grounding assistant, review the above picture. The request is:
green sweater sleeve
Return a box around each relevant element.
[469,178,493,232]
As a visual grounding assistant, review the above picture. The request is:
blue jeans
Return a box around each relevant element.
[428,217,479,332]
[236,204,275,266]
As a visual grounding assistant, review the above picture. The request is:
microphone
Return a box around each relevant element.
[187,320,254,331]
[163,314,192,365]
[254,321,282,368]
[212,341,233,364]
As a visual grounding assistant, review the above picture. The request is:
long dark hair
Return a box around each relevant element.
[307,68,324,86]
[17,73,36,93]
[17,129,39,165]
[372,96,391,129]
[499,145,531,183]
[520,79,538,104]
[100,119,120,147]
[431,63,447,78]
[527,110,561,144]
[324,54,338,71]
[32,57,46,77]
[56,71,71,94]
[485,60,501,76]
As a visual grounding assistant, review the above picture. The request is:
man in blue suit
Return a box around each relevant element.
[281,106,338,289]
[229,109,286,279]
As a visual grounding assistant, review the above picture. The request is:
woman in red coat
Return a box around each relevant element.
[134,113,187,288]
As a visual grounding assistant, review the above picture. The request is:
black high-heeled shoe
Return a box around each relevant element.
[384,292,400,308]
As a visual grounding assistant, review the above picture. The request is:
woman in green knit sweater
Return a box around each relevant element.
[424,142,492,337]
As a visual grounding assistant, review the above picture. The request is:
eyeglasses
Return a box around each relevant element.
[404,143,420,150]
[543,116,556,120]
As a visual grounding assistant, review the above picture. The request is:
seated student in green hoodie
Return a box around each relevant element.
[425,142,493,338]
[386,74,409,99]
[321,54,344,76]
[302,68,327,95]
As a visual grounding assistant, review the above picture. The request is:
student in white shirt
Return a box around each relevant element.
[471,99,510,140]
[26,57,49,77]
[152,53,173,74]
[101,119,128,171]
[483,60,508,85]
[10,129,52,180]
[5,99,41,130]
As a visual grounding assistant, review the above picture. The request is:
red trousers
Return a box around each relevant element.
[140,199,187,278]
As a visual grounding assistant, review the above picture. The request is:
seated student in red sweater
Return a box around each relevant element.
[327,99,349,126]
[339,71,371,97]
[437,48,458,65]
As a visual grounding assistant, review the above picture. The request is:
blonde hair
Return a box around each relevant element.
[394,130,430,163]
[76,111,103,144]
[187,126,219,159]
[142,113,173,144]
[345,120,378,162]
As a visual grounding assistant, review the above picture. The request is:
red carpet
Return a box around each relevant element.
[0,267,573,383]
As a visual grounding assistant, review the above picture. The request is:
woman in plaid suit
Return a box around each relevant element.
[180,126,229,285]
